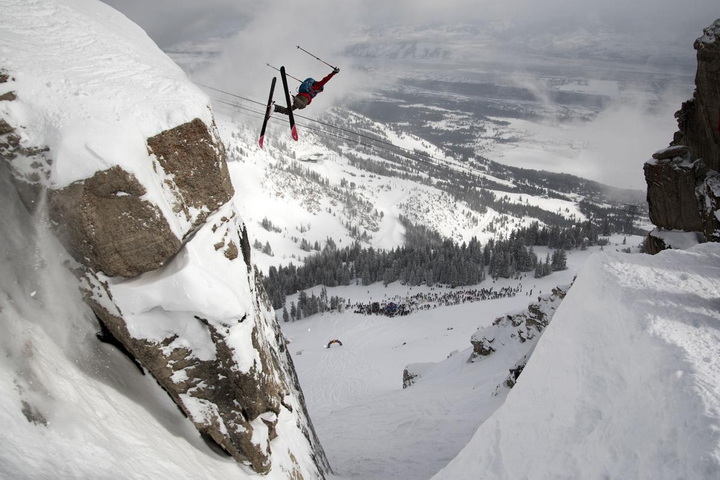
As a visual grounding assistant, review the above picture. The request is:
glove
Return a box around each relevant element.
[333,67,340,74]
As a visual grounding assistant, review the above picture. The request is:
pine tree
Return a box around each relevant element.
[551,249,568,271]
[298,291,308,317]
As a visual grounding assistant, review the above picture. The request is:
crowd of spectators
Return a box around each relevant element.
[349,284,524,317]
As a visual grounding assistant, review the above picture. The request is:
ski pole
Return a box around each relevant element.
[266,63,301,82]
[296,45,337,70]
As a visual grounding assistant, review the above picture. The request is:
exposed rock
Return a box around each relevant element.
[652,145,690,161]
[2,107,329,475]
[643,155,705,232]
[471,286,567,361]
[49,166,181,277]
[0,118,13,135]
[505,358,527,389]
[147,117,234,232]
[0,119,52,212]
[21,400,48,427]
[703,171,720,241]
[645,19,720,250]
[240,223,252,271]
[1,4,330,475]
[2,116,233,277]
[645,233,671,255]
[471,336,496,357]
[79,216,330,476]
[403,368,419,389]
[672,19,720,172]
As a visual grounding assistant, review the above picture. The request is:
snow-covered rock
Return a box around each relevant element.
[0,0,329,477]
[470,285,568,388]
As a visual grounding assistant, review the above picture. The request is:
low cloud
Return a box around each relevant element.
[102,0,714,189]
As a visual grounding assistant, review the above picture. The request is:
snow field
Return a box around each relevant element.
[279,242,606,479]
[433,244,720,479]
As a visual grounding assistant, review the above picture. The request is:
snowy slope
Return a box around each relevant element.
[433,243,720,479]
[214,114,631,277]
[278,241,625,479]
[274,240,719,480]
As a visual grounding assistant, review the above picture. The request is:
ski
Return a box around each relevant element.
[258,76,277,149]
[280,66,298,141]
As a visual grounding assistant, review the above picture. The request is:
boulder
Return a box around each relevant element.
[147,117,234,231]
[49,166,181,277]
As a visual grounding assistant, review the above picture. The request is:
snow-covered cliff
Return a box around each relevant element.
[0,0,328,477]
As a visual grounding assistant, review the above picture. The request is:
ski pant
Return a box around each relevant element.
[275,95,309,115]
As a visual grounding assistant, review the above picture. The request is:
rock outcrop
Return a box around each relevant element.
[470,286,568,361]
[146,117,234,229]
[1,88,330,475]
[45,118,233,278]
[644,19,720,252]
[470,286,568,390]
[49,166,183,277]
[0,2,330,476]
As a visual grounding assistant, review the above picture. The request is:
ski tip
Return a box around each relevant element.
[291,126,298,141]
[259,136,265,149]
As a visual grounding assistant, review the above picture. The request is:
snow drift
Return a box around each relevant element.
[433,243,720,479]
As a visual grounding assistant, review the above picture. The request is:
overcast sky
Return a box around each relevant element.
[102,0,717,50]
[100,0,719,103]
[100,0,718,190]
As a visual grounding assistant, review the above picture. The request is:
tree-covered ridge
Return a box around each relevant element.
[262,218,600,310]
[255,109,644,312]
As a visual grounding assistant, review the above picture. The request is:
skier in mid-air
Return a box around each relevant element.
[274,66,340,115]
[259,47,339,148]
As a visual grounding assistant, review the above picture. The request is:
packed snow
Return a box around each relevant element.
[433,243,720,480]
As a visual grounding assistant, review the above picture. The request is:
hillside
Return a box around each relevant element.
[212,107,647,278]
[271,240,719,479]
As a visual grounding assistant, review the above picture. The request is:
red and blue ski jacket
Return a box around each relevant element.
[297,70,337,104]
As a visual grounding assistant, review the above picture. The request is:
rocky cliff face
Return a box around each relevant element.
[0,1,329,477]
[644,19,720,252]
[1,76,329,477]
